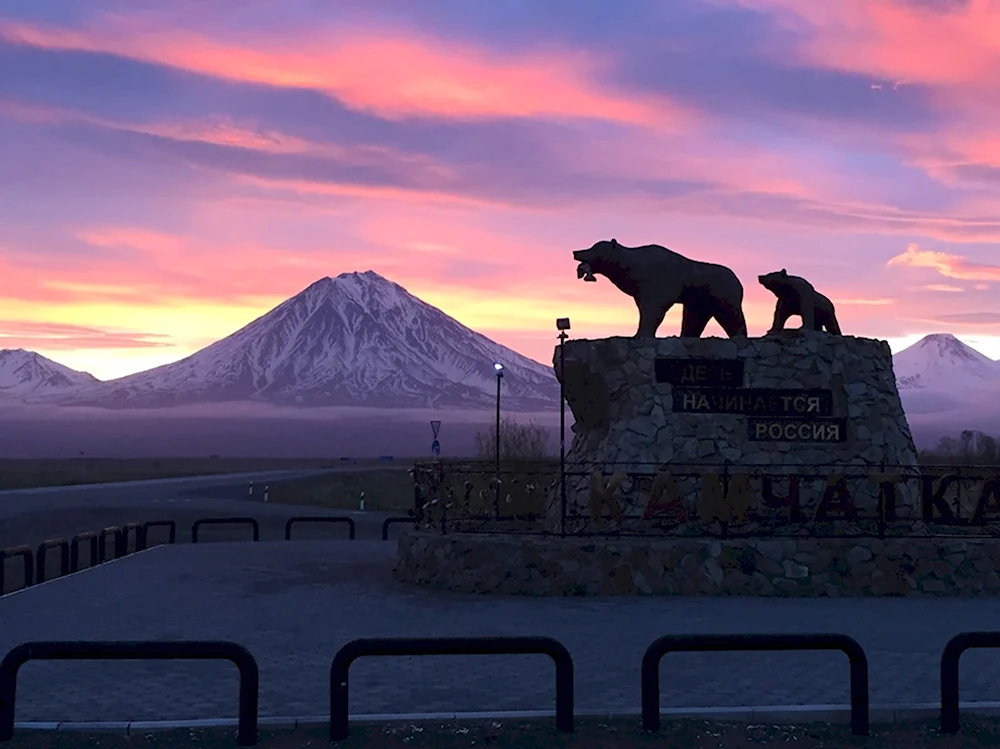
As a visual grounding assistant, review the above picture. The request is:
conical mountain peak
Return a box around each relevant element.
[894,333,1000,391]
[43,271,558,410]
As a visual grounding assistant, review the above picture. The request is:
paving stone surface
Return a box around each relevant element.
[3,539,1000,722]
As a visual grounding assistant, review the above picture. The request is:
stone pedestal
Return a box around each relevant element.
[547,331,919,531]
[396,532,1000,597]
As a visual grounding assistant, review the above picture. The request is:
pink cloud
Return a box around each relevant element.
[8,92,1000,245]
[723,0,1000,88]
[886,242,1000,281]
[232,174,512,211]
[0,18,693,128]
[835,297,895,306]
[0,320,171,350]
[0,97,461,181]
[924,284,966,293]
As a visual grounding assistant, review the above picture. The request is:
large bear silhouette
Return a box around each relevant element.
[758,269,842,334]
[573,238,748,338]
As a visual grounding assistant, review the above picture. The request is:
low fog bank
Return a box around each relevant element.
[0,404,564,459]
[907,412,1000,451]
[0,400,978,459]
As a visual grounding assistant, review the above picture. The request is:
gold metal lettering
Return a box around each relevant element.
[588,470,627,525]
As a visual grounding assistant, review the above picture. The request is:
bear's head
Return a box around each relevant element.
[573,238,621,282]
[757,269,789,294]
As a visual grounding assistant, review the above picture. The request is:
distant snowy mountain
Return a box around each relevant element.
[44,271,559,410]
[0,349,98,398]
[893,333,1000,391]
[892,334,1000,444]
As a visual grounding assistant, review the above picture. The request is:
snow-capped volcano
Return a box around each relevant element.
[0,349,98,397]
[45,271,559,410]
[893,333,1000,391]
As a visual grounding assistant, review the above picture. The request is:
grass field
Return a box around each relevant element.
[267,468,416,513]
[0,456,982,494]
[0,457,415,492]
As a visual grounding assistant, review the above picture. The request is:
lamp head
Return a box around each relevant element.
[556,317,571,331]
[493,362,504,373]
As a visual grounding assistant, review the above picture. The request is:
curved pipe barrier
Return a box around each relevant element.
[0,640,259,745]
[69,532,98,573]
[97,526,122,563]
[191,518,260,543]
[381,517,414,541]
[35,539,69,583]
[285,516,355,540]
[120,522,142,556]
[941,631,1000,734]
[0,547,32,595]
[137,520,177,550]
[641,633,869,736]
[329,636,574,740]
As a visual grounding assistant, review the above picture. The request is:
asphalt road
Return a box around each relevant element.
[0,467,409,549]
[0,466,408,517]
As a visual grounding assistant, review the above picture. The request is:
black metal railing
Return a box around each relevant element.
[284,516,355,541]
[120,522,142,554]
[0,632,997,738]
[382,516,414,541]
[97,526,124,563]
[411,460,1000,538]
[137,520,177,550]
[69,532,98,572]
[191,518,260,543]
[329,636,574,740]
[2,517,176,593]
[641,633,869,735]
[0,547,32,596]
[0,640,259,745]
[34,539,69,584]
[941,631,1000,733]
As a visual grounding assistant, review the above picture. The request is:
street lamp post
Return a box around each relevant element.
[493,362,504,520]
[556,318,571,537]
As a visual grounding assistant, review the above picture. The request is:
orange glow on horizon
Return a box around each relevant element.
[1,1,999,383]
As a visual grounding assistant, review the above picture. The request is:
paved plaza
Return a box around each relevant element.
[3,539,1000,723]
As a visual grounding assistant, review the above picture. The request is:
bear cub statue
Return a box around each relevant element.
[758,269,842,335]
[572,238,748,339]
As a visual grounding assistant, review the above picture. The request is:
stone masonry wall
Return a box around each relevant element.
[547,331,919,531]
[396,531,1000,597]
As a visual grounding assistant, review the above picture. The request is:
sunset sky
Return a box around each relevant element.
[2,0,1000,381]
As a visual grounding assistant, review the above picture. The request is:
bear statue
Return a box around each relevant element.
[572,238,748,338]
[758,269,842,335]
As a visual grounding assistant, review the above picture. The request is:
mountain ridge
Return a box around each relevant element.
[892,333,1000,391]
[32,270,560,410]
[0,348,99,397]
[4,287,999,425]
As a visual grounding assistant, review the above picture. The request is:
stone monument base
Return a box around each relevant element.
[548,332,920,532]
[396,531,1000,597]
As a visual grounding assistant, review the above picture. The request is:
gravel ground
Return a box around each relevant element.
[6,717,1000,749]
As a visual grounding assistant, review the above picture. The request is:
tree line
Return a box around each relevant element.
[920,429,1000,466]
[473,420,1000,467]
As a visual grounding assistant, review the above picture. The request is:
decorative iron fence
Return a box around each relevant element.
[411,460,1000,538]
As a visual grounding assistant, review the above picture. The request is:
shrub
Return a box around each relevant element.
[920,429,1000,466]
[474,415,551,462]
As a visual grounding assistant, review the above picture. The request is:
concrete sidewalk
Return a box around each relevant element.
[3,540,1000,723]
